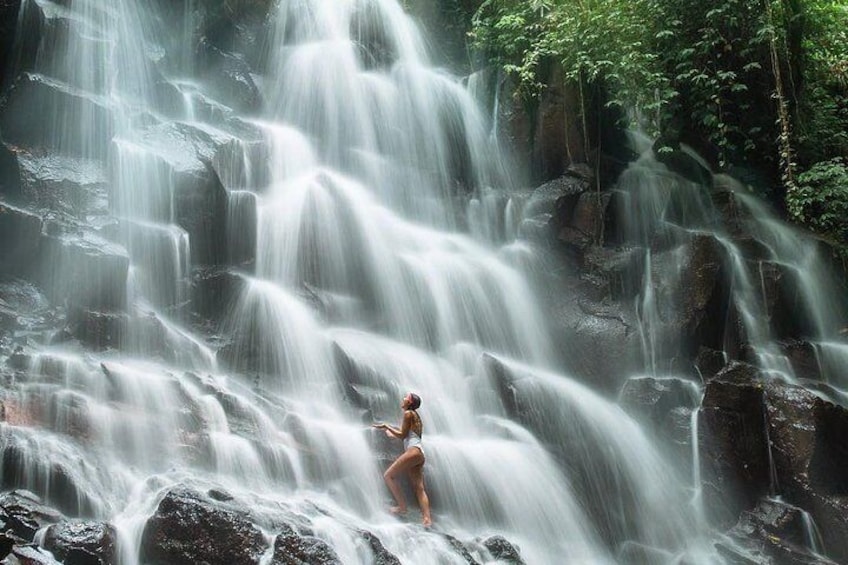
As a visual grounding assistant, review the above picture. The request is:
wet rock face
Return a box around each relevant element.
[545,287,642,393]
[358,530,401,565]
[67,310,127,351]
[191,268,247,326]
[140,488,267,565]
[0,1,21,84]
[42,521,118,565]
[0,201,42,278]
[0,146,109,216]
[0,490,63,542]
[700,362,848,563]
[4,543,63,564]
[482,535,525,565]
[272,524,341,565]
[39,232,129,311]
[619,377,699,463]
[620,377,698,425]
[765,384,848,562]
[719,499,836,565]
[0,73,113,158]
[196,38,262,113]
[699,362,771,528]
[109,122,229,266]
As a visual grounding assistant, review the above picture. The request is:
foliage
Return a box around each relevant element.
[788,157,848,240]
[470,0,848,236]
[795,0,848,164]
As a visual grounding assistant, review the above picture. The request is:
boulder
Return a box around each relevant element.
[3,543,63,564]
[67,310,127,351]
[0,73,113,158]
[440,534,479,565]
[0,146,108,216]
[698,362,771,528]
[0,435,96,517]
[695,347,726,380]
[718,499,836,565]
[0,491,62,542]
[763,382,848,562]
[358,530,401,565]
[524,174,590,220]
[619,376,699,429]
[140,488,267,565]
[39,231,129,311]
[271,524,341,565]
[700,362,848,562]
[0,201,42,277]
[482,535,525,565]
[42,521,118,565]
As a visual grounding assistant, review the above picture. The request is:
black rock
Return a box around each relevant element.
[695,347,726,380]
[720,499,836,565]
[763,381,848,562]
[619,376,699,429]
[42,521,118,565]
[4,543,63,564]
[0,437,96,517]
[140,488,267,565]
[0,0,21,87]
[0,145,108,216]
[441,534,480,565]
[0,490,63,542]
[271,524,341,565]
[67,310,127,351]
[525,174,590,220]
[39,231,129,311]
[196,38,261,112]
[699,362,771,528]
[545,289,642,393]
[0,201,42,277]
[0,73,113,158]
[358,530,401,565]
[109,122,229,265]
[482,535,525,565]
[191,268,246,325]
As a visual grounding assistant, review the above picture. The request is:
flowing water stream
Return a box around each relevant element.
[0,0,795,563]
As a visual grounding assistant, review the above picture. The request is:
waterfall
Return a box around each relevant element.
[1,0,723,563]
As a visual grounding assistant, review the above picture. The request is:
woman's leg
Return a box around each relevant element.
[383,448,424,513]
[408,458,431,527]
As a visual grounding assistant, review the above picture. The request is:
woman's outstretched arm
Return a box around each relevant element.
[374,411,412,439]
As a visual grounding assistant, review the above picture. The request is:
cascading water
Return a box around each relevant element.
[1,0,737,563]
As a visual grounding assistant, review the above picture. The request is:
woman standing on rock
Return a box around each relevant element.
[373,392,432,527]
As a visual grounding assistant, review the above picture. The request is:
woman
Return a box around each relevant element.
[373,392,432,527]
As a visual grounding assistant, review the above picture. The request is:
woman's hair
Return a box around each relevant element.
[408,392,421,410]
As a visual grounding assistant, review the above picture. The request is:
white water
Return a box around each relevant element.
[1,0,724,563]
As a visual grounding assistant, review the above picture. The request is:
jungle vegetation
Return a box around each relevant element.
[467,0,848,249]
